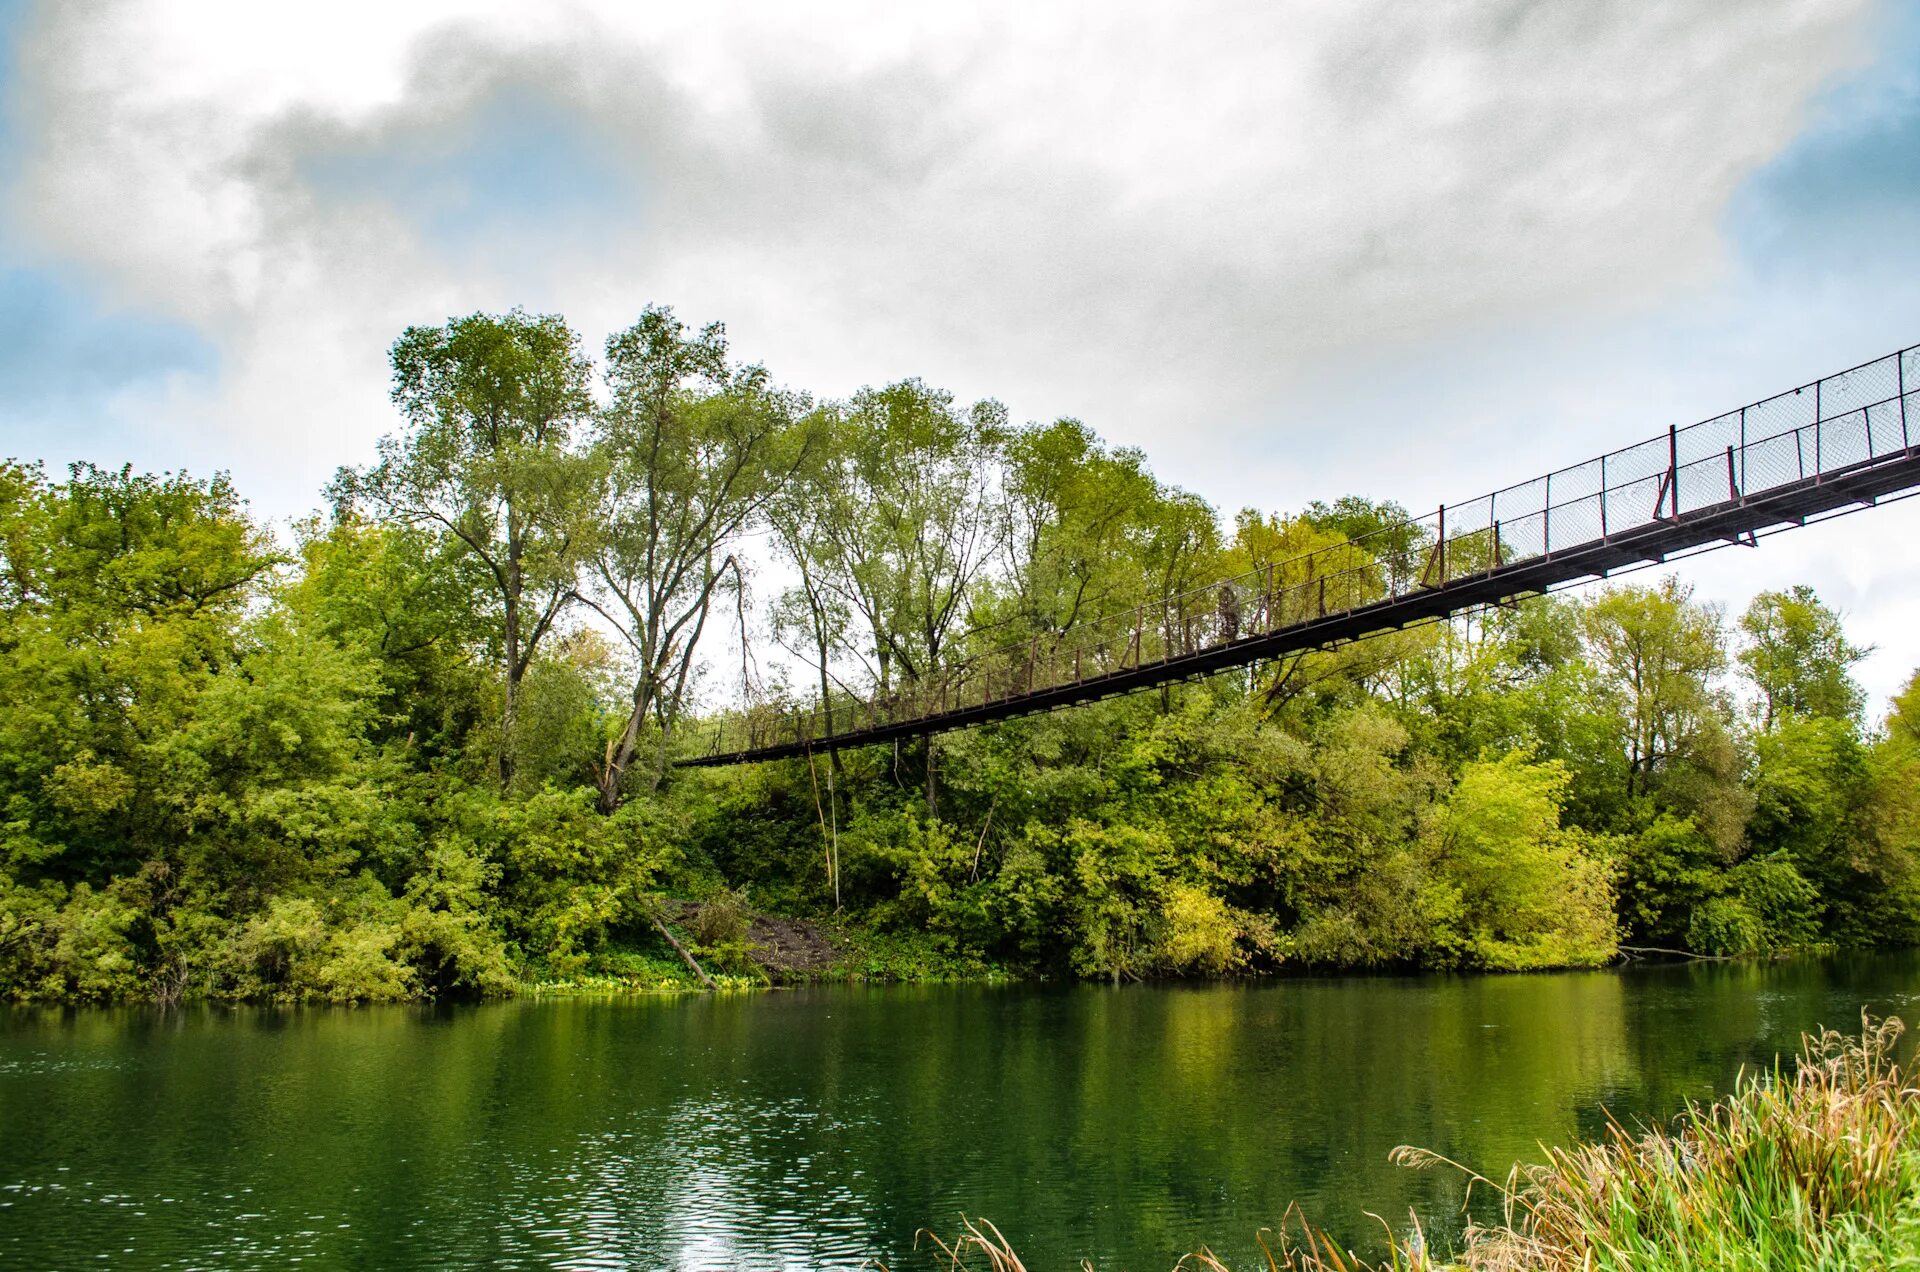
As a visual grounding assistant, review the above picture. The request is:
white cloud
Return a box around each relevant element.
[10,0,1920,706]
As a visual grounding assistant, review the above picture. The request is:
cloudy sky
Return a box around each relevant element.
[2,0,1918,707]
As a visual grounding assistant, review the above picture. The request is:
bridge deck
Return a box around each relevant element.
[681,345,1920,767]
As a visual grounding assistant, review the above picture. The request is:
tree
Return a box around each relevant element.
[1582,579,1727,797]
[809,380,1008,696]
[995,419,1159,640]
[1890,669,1920,747]
[0,463,279,881]
[338,310,597,784]
[584,307,806,810]
[1746,716,1872,939]
[283,514,489,761]
[1223,507,1388,710]
[1426,751,1617,968]
[771,381,1008,815]
[1737,585,1869,729]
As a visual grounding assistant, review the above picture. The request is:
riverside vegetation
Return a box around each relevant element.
[925,1016,1920,1271]
[4,306,1920,1003]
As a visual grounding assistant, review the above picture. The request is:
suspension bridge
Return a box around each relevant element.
[682,343,1920,767]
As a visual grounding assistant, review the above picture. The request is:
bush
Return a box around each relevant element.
[1157,883,1234,974]
[688,887,757,974]
[1429,752,1618,969]
[1729,852,1820,950]
[1688,895,1766,956]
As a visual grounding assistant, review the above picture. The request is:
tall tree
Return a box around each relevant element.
[1582,578,1727,797]
[996,419,1158,640]
[770,381,1007,815]
[584,307,805,811]
[338,310,596,784]
[1890,669,1920,747]
[797,380,1008,698]
[1737,585,1869,730]
[0,462,280,879]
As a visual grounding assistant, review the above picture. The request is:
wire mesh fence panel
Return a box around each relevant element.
[1822,409,1873,470]
[1870,399,1908,459]
[1607,470,1664,526]
[1821,355,1901,417]
[1745,385,1818,441]
[1680,412,1744,464]
[1501,507,1548,564]
[1904,349,1920,442]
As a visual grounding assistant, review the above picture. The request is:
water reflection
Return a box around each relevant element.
[1,954,1916,1269]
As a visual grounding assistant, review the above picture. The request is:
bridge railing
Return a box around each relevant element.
[686,344,1917,760]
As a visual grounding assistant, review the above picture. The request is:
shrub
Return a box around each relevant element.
[1157,883,1234,974]
[1688,895,1766,956]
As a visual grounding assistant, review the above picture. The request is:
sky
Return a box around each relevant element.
[2,0,1918,710]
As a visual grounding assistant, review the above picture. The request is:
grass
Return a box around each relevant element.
[917,1015,1920,1271]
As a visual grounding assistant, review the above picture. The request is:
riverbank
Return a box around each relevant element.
[520,907,1009,998]
[933,1015,1920,1271]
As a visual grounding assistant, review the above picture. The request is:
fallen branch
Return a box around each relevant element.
[1617,944,1732,963]
[649,907,718,991]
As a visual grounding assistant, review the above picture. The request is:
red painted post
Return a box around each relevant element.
[1740,406,1748,491]
[1667,424,1680,520]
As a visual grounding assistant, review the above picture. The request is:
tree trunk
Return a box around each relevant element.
[500,512,525,786]
[925,737,937,819]
[597,684,650,813]
[649,909,716,991]
[501,581,520,786]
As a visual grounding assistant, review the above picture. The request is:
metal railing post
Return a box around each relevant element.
[1436,504,1446,585]
[1667,424,1679,520]
[1739,405,1747,491]
[1600,456,1609,538]
[1889,351,1904,451]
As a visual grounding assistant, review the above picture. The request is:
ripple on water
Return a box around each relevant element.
[2,959,1918,1269]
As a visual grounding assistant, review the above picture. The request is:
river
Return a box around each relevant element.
[3,953,1918,1269]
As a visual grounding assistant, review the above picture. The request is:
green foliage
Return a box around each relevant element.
[1738,584,1869,728]
[7,307,1920,1002]
[687,887,755,974]
[1427,752,1618,969]
[1687,896,1767,957]
[1613,814,1719,946]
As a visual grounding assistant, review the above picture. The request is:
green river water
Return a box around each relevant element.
[4,953,1919,1270]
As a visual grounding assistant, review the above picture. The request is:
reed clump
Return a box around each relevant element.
[922,1014,1920,1271]
[1429,1012,1920,1270]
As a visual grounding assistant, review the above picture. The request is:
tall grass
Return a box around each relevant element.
[916,1015,1920,1271]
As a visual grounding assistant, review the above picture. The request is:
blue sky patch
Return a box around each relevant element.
[1726,1,1920,266]
[298,87,646,254]
[0,0,218,457]
[0,264,216,406]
